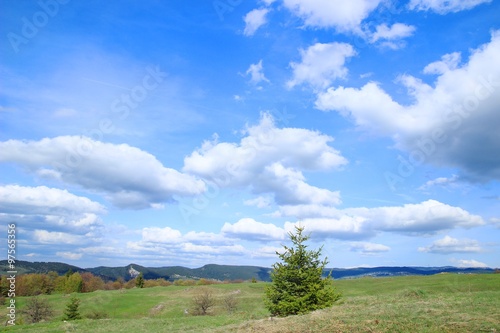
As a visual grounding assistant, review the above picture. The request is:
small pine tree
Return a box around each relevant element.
[265,226,341,317]
[63,296,82,320]
[135,272,145,288]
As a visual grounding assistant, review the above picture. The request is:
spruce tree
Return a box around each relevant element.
[63,296,82,320]
[265,226,341,317]
[135,272,145,288]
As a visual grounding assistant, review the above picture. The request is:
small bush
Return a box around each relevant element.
[191,288,216,316]
[85,309,109,319]
[223,293,239,313]
[21,296,54,324]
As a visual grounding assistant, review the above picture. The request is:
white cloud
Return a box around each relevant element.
[180,243,246,255]
[316,31,500,181]
[275,200,484,239]
[243,8,270,36]
[408,0,491,14]
[282,0,382,33]
[126,226,249,265]
[0,136,206,208]
[350,241,390,254]
[0,185,105,216]
[424,52,461,75]
[252,245,283,258]
[418,235,482,253]
[418,175,459,191]
[370,23,416,43]
[284,216,372,240]
[33,230,87,245]
[361,200,484,234]
[287,42,356,89]
[0,185,105,242]
[56,251,83,260]
[183,112,346,206]
[450,258,488,268]
[142,227,183,243]
[244,196,273,208]
[245,60,270,85]
[222,218,285,241]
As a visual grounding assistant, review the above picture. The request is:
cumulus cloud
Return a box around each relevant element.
[316,31,500,181]
[350,241,390,254]
[0,185,105,216]
[243,8,270,36]
[126,226,248,265]
[245,60,270,85]
[0,185,108,261]
[222,218,286,241]
[33,230,88,245]
[0,136,206,209]
[183,112,346,206]
[56,251,83,260]
[0,185,105,237]
[287,42,356,89]
[418,175,459,191]
[369,23,416,47]
[359,200,484,234]
[244,196,273,208]
[408,0,491,14]
[450,258,488,268]
[418,235,482,254]
[423,52,461,75]
[275,199,483,239]
[252,245,283,258]
[282,0,382,33]
[285,216,373,240]
[142,227,183,243]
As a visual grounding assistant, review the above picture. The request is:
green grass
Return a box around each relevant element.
[1,274,499,332]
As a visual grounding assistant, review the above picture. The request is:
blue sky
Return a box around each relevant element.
[1,0,499,269]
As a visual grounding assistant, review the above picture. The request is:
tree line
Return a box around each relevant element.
[0,270,254,298]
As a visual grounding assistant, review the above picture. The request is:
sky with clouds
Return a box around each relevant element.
[1,0,499,269]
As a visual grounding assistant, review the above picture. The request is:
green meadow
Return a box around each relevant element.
[1,273,499,332]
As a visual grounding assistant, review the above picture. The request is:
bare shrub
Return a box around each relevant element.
[21,296,54,323]
[223,293,239,313]
[191,288,216,316]
[85,309,109,319]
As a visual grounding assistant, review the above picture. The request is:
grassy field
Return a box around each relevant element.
[1,273,499,332]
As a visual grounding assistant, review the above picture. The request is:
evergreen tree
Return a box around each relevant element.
[135,272,145,288]
[63,296,82,320]
[265,226,341,317]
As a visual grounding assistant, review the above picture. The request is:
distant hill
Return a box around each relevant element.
[329,266,495,279]
[0,260,495,282]
[87,263,272,282]
[0,260,87,276]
